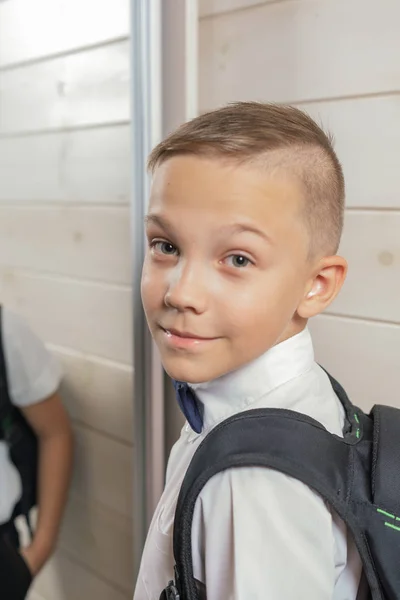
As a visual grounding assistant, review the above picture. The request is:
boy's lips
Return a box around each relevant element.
[161,326,215,340]
[159,325,219,349]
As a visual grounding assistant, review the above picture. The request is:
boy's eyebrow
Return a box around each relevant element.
[144,214,174,234]
[220,223,272,243]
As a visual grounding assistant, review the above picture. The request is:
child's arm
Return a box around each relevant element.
[19,391,73,575]
[192,466,337,599]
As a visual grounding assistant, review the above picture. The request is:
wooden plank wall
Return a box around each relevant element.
[0,1,134,598]
[199,0,400,413]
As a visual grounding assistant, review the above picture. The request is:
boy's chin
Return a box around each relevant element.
[162,357,223,384]
[164,366,209,385]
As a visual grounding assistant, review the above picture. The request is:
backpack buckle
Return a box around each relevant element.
[159,580,180,600]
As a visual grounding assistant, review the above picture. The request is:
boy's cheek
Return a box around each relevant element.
[141,264,161,307]
[141,283,157,317]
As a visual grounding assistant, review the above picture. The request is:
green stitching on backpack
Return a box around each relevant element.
[385,523,400,533]
[377,508,400,532]
[377,508,396,519]
[353,413,360,438]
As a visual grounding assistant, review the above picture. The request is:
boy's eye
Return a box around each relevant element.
[225,254,251,268]
[151,241,178,255]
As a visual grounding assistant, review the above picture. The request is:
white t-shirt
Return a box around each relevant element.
[134,328,363,600]
[0,308,62,524]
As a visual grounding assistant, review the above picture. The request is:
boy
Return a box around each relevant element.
[0,307,73,598]
[134,102,363,599]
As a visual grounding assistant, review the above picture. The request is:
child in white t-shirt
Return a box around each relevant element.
[0,307,73,598]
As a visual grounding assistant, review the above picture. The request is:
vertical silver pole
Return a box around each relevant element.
[130,0,164,579]
[130,0,198,582]
[161,0,199,453]
[162,0,198,136]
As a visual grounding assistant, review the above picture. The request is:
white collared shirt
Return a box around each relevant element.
[134,328,362,600]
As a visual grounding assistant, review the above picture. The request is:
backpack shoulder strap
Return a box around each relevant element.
[173,409,352,599]
[172,378,382,600]
[319,366,361,436]
[0,306,13,435]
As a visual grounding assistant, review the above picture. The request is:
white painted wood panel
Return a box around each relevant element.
[199,0,400,109]
[0,0,129,67]
[0,270,132,363]
[0,125,130,204]
[0,206,131,284]
[330,211,400,324]
[72,423,133,518]
[300,96,400,209]
[53,346,133,443]
[0,41,129,134]
[200,0,275,17]
[0,0,135,595]
[310,315,400,413]
[30,549,129,600]
[59,493,133,592]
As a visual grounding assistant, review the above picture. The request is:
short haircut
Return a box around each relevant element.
[148,102,345,257]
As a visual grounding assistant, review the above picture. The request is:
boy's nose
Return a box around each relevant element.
[164,264,207,314]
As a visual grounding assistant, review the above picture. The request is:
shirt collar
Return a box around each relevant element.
[176,327,314,438]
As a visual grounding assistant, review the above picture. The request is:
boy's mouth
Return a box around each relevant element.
[161,327,212,340]
[159,326,219,349]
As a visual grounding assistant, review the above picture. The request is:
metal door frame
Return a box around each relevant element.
[130,0,198,579]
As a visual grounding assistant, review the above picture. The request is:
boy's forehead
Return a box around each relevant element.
[149,155,304,217]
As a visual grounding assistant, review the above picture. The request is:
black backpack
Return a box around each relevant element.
[0,307,38,534]
[161,373,400,600]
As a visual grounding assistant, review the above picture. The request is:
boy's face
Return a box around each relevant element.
[141,155,315,383]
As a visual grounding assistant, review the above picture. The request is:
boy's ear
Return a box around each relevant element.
[297,255,348,319]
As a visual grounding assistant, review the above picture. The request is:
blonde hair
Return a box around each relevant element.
[148,102,345,257]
